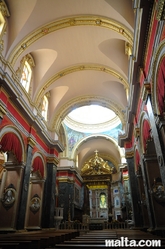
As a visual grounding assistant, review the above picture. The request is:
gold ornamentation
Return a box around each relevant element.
[35,64,129,106]
[125,42,132,57]
[27,137,36,148]
[8,15,133,67]
[134,126,140,139]
[87,184,108,189]
[0,0,10,17]
[81,150,113,176]
[141,82,151,102]
[46,156,59,165]
[125,150,134,158]
[0,104,6,118]
[156,0,165,21]
[0,39,4,52]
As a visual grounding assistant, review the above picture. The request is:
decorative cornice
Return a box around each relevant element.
[47,156,59,165]
[27,137,36,148]
[134,126,140,139]
[57,177,75,183]
[142,0,155,69]
[125,150,134,159]
[8,15,133,67]
[64,111,121,134]
[141,82,151,103]
[0,103,6,118]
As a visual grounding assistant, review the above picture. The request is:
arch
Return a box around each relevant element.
[139,113,151,154]
[34,64,129,106]
[71,134,124,165]
[0,126,25,163]
[8,15,133,67]
[50,95,125,132]
[31,152,46,179]
[152,40,165,115]
[155,56,165,115]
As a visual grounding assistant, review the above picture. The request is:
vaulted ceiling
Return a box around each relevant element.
[5,0,135,170]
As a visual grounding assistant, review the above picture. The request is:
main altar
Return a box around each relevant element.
[81,150,114,228]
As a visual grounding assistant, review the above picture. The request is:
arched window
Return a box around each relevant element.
[19,54,35,93]
[20,61,32,92]
[41,95,49,121]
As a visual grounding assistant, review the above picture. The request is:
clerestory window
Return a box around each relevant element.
[19,54,35,93]
[20,61,32,92]
[41,95,49,121]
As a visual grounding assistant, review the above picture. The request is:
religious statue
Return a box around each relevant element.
[100,193,107,208]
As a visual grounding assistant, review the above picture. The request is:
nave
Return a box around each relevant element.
[0,228,165,249]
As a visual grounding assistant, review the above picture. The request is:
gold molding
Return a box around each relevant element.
[7,63,128,125]
[125,150,134,158]
[8,15,133,67]
[0,0,10,18]
[87,184,108,189]
[50,95,125,132]
[0,0,10,41]
[46,156,59,165]
[0,104,6,118]
[134,126,140,139]
[141,82,151,102]
[27,137,36,148]
[156,0,165,20]
[58,177,75,183]
[35,64,129,107]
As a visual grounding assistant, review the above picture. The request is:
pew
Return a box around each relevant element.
[0,229,79,249]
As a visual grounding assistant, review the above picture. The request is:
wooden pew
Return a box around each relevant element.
[0,229,79,249]
[0,242,19,249]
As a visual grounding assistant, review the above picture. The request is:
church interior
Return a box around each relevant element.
[1,0,165,247]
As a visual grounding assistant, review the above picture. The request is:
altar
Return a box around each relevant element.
[81,150,113,228]
[89,217,107,223]
[89,218,107,230]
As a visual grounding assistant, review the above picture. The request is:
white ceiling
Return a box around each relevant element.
[5,0,134,169]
